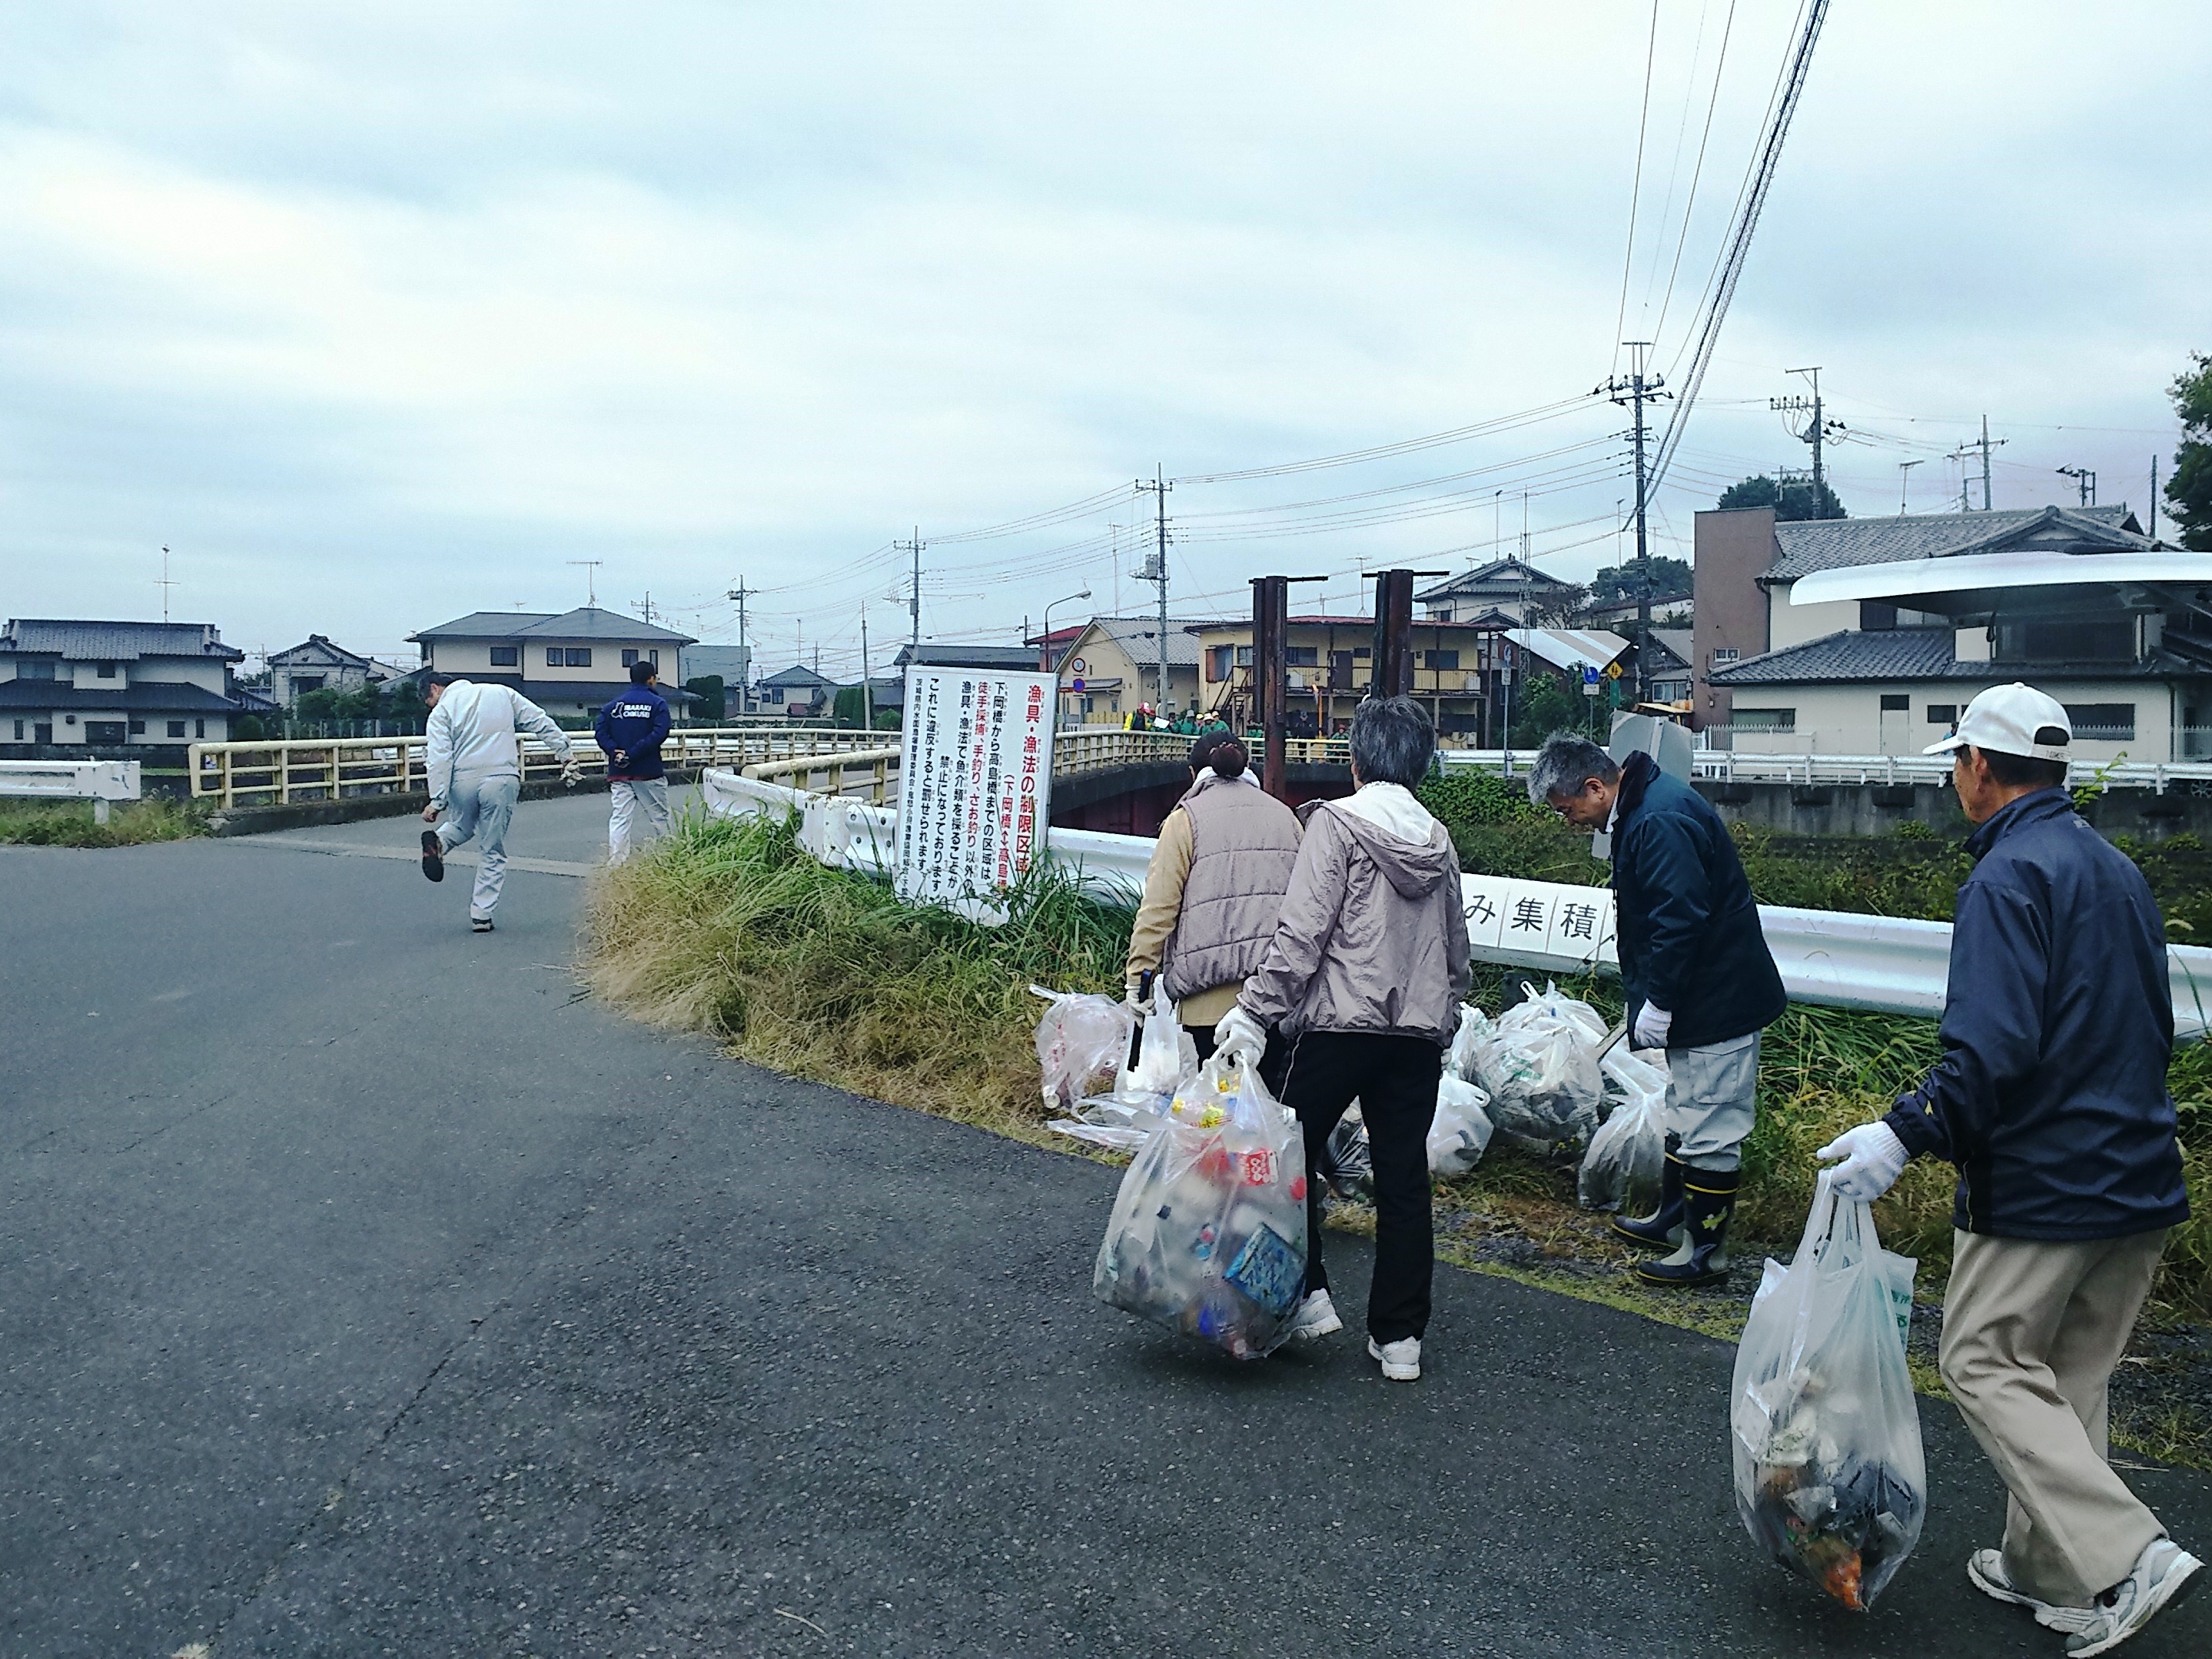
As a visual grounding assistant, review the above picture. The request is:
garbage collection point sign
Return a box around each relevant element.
[894,664,1058,923]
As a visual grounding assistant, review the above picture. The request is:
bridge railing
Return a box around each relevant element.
[1439,747,2212,792]
[742,747,902,806]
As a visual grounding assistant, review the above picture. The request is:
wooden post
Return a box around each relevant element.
[1253,575,1288,800]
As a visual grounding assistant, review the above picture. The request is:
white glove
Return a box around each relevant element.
[1817,1122,1910,1203]
[1123,982,1147,1016]
[1632,1002,1673,1049]
[560,753,582,786]
[1213,1005,1267,1070]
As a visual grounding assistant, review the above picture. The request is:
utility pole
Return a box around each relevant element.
[860,607,872,731]
[2057,466,2096,507]
[154,546,178,623]
[2152,457,2161,540]
[567,560,603,603]
[1601,341,1671,704]
[1772,366,1843,515]
[1898,458,1923,516]
[895,527,925,649]
[1136,467,1172,716]
[631,592,656,624]
[1950,417,2005,511]
[726,577,752,714]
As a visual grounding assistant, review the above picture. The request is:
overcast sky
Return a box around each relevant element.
[2,2,2206,679]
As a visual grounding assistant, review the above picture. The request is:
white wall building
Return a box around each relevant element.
[0,618,247,746]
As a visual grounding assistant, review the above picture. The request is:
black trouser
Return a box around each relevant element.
[1187,1022,1290,1097]
[1280,1031,1441,1345]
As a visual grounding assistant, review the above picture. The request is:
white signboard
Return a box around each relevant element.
[895,665,1058,923]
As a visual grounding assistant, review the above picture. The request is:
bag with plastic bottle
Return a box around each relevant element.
[1731,1170,1925,1612]
[1031,986,1138,1111]
[1091,1053,1309,1361]
[1471,982,1606,1143]
[1578,1047,1670,1211]
[1117,980,1200,1100]
[1427,1075,1495,1178]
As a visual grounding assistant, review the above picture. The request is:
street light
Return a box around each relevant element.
[1041,589,1091,733]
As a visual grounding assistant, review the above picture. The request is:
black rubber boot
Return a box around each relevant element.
[1638,1166,1739,1288]
[1611,1134,1686,1251]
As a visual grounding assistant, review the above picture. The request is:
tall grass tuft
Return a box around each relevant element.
[0,796,208,847]
[582,810,1131,1139]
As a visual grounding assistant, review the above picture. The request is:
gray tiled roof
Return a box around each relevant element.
[892,643,1042,672]
[270,634,384,669]
[2,619,244,662]
[759,663,842,687]
[0,680,246,712]
[1765,505,2144,583]
[1646,628,1695,672]
[410,607,696,645]
[1417,557,1573,602]
[410,610,557,639]
[1710,627,2205,686]
[1079,615,1217,670]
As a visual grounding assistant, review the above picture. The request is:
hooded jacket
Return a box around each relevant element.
[1609,750,1786,1049]
[1238,783,1473,1046]
[1884,787,2190,1241]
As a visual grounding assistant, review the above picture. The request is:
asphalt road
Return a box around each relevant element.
[4,792,2207,1658]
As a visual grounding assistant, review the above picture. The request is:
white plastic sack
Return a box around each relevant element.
[1118,981,1200,1099]
[1578,1049,1671,1211]
[1092,1054,1309,1360]
[1731,1171,1925,1612]
[1446,1003,1492,1082]
[1046,1092,1168,1150]
[1031,986,1137,1110]
[1427,1075,1495,1178]
[1470,982,1605,1143]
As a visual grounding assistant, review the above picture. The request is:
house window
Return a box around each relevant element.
[195,719,206,739]
[1423,650,1461,671]
[1711,647,1740,665]
[168,720,187,738]
[1353,647,1370,660]
[1732,708,1796,733]
[2064,702,2136,741]
[128,717,146,734]
[1861,603,1900,633]
[85,720,127,743]
[11,720,21,739]
[1234,646,1254,668]
[565,648,592,667]
[546,647,563,667]
[622,649,639,667]
[18,659,55,680]
[293,674,325,693]
[649,649,659,667]
[1879,694,1909,712]
[1285,647,1319,667]
[490,646,519,667]
[1997,619,2134,663]
[1207,645,1232,681]
[1927,704,1957,725]
[769,688,784,705]
[96,661,117,678]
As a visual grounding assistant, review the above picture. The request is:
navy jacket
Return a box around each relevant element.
[594,683,672,780]
[1610,751,1787,1049]
[1885,788,2190,1241]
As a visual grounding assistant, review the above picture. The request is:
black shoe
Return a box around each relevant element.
[1638,1166,1739,1288]
[1612,1139,1686,1251]
[421,830,445,883]
[470,917,493,933]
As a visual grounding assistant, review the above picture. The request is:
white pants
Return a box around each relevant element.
[437,771,520,919]
[608,777,671,864]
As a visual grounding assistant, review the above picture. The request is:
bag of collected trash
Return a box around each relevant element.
[1446,1003,1493,1083]
[1427,1075,1495,1178]
[1031,986,1138,1110]
[1470,982,1606,1143]
[1578,1048,1670,1211]
[1046,1092,1168,1151]
[1731,1170,1926,1613]
[1117,980,1199,1099]
[1317,1105,1373,1199]
[1092,1053,1309,1360]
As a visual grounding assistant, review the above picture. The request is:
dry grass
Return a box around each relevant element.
[0,795,207,847]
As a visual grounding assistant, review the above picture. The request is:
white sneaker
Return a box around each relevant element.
[1367,1335,1420,1381]
[1967,1548,2094,1634]
[1289,1289,1343,1341]
[2064,1538,2203,1656]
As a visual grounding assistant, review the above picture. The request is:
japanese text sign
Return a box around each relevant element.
[893,666,1058,923]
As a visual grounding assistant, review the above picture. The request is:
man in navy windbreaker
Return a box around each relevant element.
[1820,683,2197,1650]
[595,660,673,864]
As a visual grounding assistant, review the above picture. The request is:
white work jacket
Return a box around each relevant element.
[423,680,571,807]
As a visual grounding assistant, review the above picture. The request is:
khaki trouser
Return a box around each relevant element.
[1938,1227,2170,1606]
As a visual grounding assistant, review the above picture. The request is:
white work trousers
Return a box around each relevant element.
[437,771,520,920]
[608,776,671,865]
[1663,1029,1760,1172]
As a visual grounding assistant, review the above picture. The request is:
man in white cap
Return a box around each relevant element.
[1818,683,2197,1654]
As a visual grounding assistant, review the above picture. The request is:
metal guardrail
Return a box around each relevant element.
[1439,747,2212,792]
[702,756,2212,1038]
[185,727,895,809]
[742,748,901,806]
[0,759,142,825]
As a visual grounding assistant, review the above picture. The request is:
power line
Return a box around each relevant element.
[1612,0,1662,377]
[1650,0,1739,347]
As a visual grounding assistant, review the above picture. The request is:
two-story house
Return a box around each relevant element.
[267,635,390,705]
[1042,617,1216,724]
[407,607,698,723]
[1417,557,1581,623]
[0,618,247,748]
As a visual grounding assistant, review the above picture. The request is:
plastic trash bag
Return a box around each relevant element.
[1446,1003,1493,1083]
[1092,1054,1309,1360]
[1470,982,1606,1143]
[1578,1048,1670,1211]
[1031,986,1138,1110]
[1046,1092,1168,1151]
[1117,981,1199,1100]
[1731,1170,1926,1612]
[1427,1075,1496,1178]
[1317,1105,1373,1199]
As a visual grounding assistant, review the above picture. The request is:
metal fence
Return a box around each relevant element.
[1440,746,2212,792]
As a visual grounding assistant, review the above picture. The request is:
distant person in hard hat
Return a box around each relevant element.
[419,670,577,932]
[595,660,673,864]
[1818,683,2198,1650]
[1528,728,1786,1287]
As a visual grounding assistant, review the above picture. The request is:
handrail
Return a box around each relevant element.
[743,747,902,806]
[1440,747,2212,791]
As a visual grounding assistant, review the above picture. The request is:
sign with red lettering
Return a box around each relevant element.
[894,666,1058,924]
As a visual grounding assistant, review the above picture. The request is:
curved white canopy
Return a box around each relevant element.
[1789,550,2212,610]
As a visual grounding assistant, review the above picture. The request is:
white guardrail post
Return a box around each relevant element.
[0,759,142,824]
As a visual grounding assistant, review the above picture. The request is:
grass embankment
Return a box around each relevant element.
[0,796,208,847]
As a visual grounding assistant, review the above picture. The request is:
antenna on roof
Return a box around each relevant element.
[567,560,603,603]
[155,546,178,623]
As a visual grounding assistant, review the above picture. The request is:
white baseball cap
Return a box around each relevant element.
[1923,681,2071,761]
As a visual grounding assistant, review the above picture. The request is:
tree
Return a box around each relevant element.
[2167,351,2212,551]
[686,674,725,721]
[1523,583,1589,627]
[1588,556,1692,604]
[1508,672,1601,747]
[1718,473,1848,521]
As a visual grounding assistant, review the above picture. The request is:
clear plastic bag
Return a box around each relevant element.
[1470,982,1606,1143]
[1092,1054,1309,1360]
[1118,981,1199,1099]
[1031,986,1138,1110]
[1578,1048,1670,1211]
[1446,1003,1493,1082]
[1731,1171,1926,1612]
[1427,1074,1495,1178]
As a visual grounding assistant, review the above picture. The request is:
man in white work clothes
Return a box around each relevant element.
[417,670,577,931]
